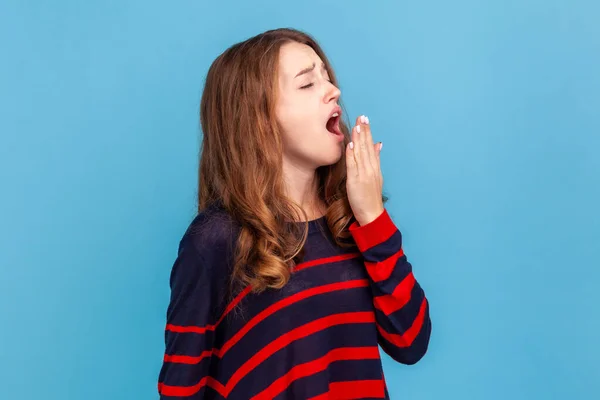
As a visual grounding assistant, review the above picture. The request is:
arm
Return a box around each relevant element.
[157,236,222,398]
[349,208,432,365]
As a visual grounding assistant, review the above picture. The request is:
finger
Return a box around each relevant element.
[356,115,370,173]
[362,116,377,172]
[346,139,358,176]
[354,115,363,127]
[374,142,382,163]
[351,123,361,172]
[377,142,384,187]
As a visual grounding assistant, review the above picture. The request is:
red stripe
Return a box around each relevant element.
[377,297,428,347]
[364,247,405,282]
[218,279,369,356]
[294,252,361,272]
[217,285,253,324]
[349,209,397,252]
[251,347,381,400]
[307,380,386,399]
[373,272,416,315]
[161,312,378,397]
[158,376,226,397]
[225,311,376,395]
[163,349,214,364]
[164,253,361,337]
[166,253,364,336]
[165,323,213,334]
[328,379,386,399]
[163,280,369,365]
[165,285,253,334]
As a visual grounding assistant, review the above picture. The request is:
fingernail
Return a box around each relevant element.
[365,116,370,124]
[356,125,361,133]
[349,142,354,149]
[380,142,383,151]
[360,115,366,124]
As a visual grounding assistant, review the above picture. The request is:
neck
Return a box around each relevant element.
[282,160,326,221]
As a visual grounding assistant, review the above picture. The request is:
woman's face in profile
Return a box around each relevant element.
[276,41,345,170]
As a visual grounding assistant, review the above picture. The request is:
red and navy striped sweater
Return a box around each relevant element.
[158,205,431,399]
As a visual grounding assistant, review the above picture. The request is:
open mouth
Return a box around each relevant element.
[326,113,343,136]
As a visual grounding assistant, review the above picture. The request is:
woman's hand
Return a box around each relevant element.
[345,115,384,226]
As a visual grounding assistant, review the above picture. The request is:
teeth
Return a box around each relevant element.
[332,112,339,117]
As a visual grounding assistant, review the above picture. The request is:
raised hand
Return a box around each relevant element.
[345,115,384,226]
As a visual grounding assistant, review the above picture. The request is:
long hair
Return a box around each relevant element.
[198,28,388,295]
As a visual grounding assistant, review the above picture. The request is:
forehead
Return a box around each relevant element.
[278,41,322,78]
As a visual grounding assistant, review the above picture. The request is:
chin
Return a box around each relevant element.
[318,146,344,167]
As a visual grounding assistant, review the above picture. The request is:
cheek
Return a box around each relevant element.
[276,95,322,141]
[279,92,317,120]
[277,105,305,135]
[276,108,298,146]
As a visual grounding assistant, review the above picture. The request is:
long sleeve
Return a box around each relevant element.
[349,208,432,365]
[157,235,223,398]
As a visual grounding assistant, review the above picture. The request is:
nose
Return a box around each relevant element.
[324,81,341,104]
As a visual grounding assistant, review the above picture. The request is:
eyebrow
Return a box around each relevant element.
[294,62,327,78]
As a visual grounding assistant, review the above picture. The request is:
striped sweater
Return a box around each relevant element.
[158,205,432,399]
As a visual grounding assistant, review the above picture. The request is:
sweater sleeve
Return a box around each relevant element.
[349,208,432,365]
[157,235,223,398]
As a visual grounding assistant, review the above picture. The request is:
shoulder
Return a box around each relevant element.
[177,201,240,272]
[167,203,239,318]
[169,203,240,308]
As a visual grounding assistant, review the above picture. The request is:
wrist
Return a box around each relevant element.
[354,208,385,226]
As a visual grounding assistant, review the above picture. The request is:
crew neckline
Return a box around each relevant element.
[290,214,327,234]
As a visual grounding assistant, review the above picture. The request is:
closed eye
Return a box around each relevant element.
[300,79,333,90]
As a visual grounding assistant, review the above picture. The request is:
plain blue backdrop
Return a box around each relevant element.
[1,1,598,399]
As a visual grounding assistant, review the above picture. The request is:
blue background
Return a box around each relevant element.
[1,1,598,399]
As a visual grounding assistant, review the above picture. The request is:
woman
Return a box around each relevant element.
[158,28,431,399]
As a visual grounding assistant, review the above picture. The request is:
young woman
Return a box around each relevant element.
[158,28,432,399]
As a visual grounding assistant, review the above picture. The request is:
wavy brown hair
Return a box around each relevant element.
[198,28,388,295]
